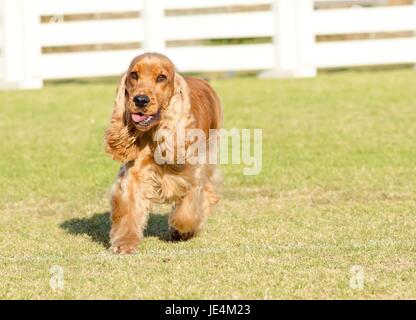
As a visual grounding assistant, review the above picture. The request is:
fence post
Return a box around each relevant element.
[0,0,42,89]
[142,0,166,53]
[261,0,316,78]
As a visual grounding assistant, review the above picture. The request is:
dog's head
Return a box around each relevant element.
[120,53,177,132]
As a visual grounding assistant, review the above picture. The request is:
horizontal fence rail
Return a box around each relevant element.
[314,5,416,35]
[38,0,143,15]
[314,4,416,69]
[40,50,140,79]
[39,19,144,47]
[315,38,416,68]
[163,0,273,10]
[168,44,274,72]
[0,0,415,89]
[164,12,274,41]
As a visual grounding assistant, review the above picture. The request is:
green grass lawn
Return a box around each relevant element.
[0,69,415,299]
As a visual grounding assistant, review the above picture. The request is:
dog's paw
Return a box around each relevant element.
[110,244,137,254]
[169,228,195,242]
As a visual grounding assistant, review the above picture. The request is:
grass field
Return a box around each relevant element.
[0,69,415,299]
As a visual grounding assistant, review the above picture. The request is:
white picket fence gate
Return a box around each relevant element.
[0,0,415,89]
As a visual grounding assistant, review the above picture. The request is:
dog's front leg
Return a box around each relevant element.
[169,187,206,241]
[109,164,150,254]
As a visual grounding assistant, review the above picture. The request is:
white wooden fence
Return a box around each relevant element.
[0,0,415,89]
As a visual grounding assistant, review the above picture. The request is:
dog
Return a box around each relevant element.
[105,53,222,254]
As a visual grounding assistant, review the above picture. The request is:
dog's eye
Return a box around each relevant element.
[157,74,167,83]
[130,71,138,80]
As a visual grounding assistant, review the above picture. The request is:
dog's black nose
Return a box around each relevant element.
[133,95,150,107]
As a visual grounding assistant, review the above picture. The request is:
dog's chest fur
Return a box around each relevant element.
[119,147,200,204]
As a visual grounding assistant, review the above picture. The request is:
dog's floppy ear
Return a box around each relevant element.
[111,72,128,122]
[104,72,139,162]
[163,73,191,121]
[174,72,186,95]
[153,73,194,163]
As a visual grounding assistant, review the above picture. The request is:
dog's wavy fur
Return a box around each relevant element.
[105,53,222,254]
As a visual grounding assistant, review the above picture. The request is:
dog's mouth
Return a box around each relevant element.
[131,110,161,129]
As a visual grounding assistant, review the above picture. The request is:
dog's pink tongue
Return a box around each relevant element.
[132,113,150,122]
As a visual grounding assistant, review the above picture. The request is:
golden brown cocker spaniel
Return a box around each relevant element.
[105,53,222,254]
